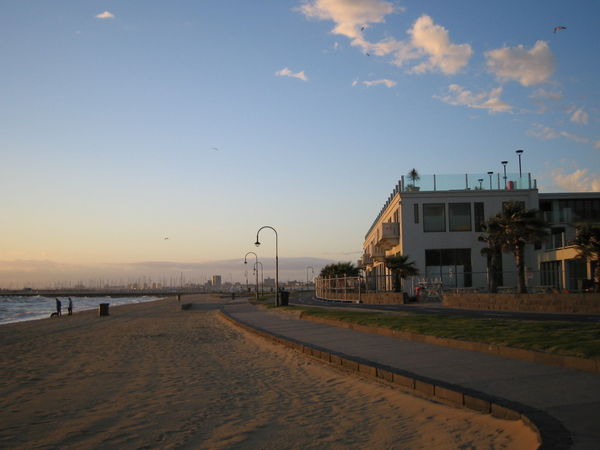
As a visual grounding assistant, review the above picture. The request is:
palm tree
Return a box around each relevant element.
[319,262,360,279]
[407,168,420,190]
[572,224,600,292]
[384,254,418,292]
[478,220,503,293]
[482,202,548,293]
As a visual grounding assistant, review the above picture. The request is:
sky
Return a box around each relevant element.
[1,0,599,286]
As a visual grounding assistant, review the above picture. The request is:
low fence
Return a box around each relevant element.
[316,271,596,304]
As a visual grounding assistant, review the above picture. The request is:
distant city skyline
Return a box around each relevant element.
[2,1,599,285]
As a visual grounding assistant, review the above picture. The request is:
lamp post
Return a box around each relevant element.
[487,171,493,190]
[306,266,314,289]
[516,149,524,181]
[477,178,483,190]
[501,161,508,189]
[255,226,279,306]
[244,251,259,301]
[254,261,264,296]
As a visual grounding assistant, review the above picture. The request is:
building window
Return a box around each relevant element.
[425,249,472,287]
[423,203,445,232]
[474,202,485,232]
[414,204,419,224]
[449,203,472,232]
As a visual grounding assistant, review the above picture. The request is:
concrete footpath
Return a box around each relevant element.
[222,300,600,450]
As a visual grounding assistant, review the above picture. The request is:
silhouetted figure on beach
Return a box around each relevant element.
[68,297,73,316]
[55,298,62,317]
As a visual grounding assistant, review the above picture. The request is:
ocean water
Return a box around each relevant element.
[0,295,161,325]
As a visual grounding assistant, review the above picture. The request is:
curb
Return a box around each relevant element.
[219,310,573,450]
[297,312,600,374]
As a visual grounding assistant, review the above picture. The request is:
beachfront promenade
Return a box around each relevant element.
[222,299,600,449]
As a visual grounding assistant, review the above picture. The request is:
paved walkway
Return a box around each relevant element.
[223,300,600,450]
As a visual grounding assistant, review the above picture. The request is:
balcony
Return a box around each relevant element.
[359,253,373,267]
[376,222,400,251]
[371,245,386,262]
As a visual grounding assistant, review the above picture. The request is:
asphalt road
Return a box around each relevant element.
[291,295,600,323]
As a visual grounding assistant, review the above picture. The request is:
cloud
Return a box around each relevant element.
[407,15,472,75]
[298,0,396,40]
[358,79,396,88]
[551,169,600,192]
[595,140,600,149]
[528,123,589,143]
[485,41,554,86]
[275,67,309,81]
[436,84,512,113]
[95,11,115,19]
[570,108,589,125]
[297,3,470,75]
[529,88,563,113]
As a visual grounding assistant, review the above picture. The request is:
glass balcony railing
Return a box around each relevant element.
[402,172,535,192]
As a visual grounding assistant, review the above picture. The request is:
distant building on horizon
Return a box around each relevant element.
[211,275,222,287]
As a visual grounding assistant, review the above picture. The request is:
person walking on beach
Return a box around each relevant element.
[68,297,73,316]
[55,298,62,317]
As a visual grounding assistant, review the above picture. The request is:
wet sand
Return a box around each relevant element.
[0,295,538,449]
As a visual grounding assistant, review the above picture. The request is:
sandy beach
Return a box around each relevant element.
[0,295,538,449]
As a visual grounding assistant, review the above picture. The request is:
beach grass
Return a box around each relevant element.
[275,305,600,359]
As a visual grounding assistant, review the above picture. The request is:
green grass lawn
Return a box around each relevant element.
[278,306,600,359]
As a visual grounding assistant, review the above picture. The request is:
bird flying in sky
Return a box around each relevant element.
[211,147,219,151]
[553,26,567,33]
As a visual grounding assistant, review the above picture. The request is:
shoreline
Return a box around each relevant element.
[0,294,165,326]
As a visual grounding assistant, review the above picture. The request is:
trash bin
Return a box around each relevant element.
[280,291,289,306]
[99,303,110,316]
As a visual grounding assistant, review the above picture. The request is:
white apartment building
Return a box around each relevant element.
[361,173,600,294]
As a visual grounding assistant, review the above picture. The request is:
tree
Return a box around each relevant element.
[481,202,548,294]
[407,168,420,189]
[572,224,600,292]
[478,220,503,293]
[384,254,418,292]
[319,262,360,278]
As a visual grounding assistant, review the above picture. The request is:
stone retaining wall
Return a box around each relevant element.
[316,292,406,304]
[443,292,600,314]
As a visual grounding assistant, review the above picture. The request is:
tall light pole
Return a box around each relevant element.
[306,266,314,289]
[255,226,279,306]
[487,171,493,190]
[477,178,483,190]
[255,261,264,296]
[501,161,508,189]
[516,149,524,181]
[244,251,259,301]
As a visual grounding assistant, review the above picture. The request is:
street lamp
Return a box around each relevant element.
[255,226,279,306]
[306,266,314,289]
[501,161,508,189]
[254,261,264,296]
[477,178,483,190]
[516,149,524,181]
[244,251,259,301]
[487,171,493,190]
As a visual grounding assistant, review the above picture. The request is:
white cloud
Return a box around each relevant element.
[95,11,115,19]
[275,67,309,82]
[298,0,396,40]
[297,3,470,75]
[407,15,472,75]
[551,169,600,192]
[529,88,563,113]
[528,123,589,143]
[570,108,589,125]
[485,41,554,86]
[360,79,396,88]
[436,84,511,113]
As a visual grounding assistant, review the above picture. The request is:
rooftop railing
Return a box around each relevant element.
[365,172,537,239]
